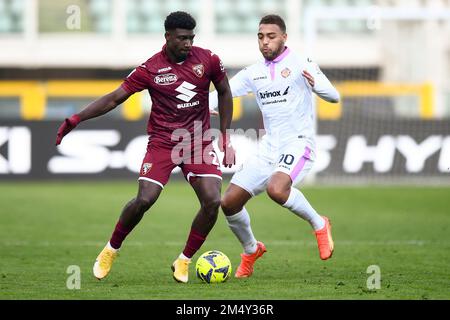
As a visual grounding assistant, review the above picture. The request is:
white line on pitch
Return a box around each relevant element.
[1,239,448,247]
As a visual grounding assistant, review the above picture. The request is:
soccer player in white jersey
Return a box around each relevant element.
[209,15,340,278]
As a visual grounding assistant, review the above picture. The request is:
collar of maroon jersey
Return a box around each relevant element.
[161,44,193,64]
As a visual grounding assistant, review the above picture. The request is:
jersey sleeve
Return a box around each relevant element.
[209,53,227,85]
[304,58,340,103]
[121,64,150,94]
[208,67,252,111]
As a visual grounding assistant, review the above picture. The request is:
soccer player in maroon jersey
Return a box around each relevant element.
[55,11,236,283]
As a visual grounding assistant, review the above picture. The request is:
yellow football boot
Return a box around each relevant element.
[93,243,118,280]
[171,258,191,283]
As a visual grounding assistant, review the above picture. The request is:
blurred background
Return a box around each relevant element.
[0,0,449,184]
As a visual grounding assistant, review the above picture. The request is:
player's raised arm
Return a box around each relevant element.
[302,59,340,103]
[56,62,150,146]
[55,86,132,145]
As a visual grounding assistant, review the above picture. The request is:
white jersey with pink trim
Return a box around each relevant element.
[209,47,339,149]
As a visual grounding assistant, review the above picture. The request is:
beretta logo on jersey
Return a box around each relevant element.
[154,73,178,85]
[192,64,204,78]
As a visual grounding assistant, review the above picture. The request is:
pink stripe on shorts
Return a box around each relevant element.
[290,147,311,181]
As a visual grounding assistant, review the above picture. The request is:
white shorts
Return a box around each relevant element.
[230,137,315,196]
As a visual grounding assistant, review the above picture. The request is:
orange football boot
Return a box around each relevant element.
[235,241,267,278]
[314,216,334,260]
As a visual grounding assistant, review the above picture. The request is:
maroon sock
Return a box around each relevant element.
[109,221,132,250]
[182,228,206,258]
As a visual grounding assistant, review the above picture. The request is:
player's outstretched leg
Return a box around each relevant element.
[172,177,221,283]
[314,216,334,260]
[221,184,267,278]
[93,180,162,280]
[267,172,334,260]
[282,187,334,260]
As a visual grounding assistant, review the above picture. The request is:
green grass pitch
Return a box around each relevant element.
[0,181,449,300]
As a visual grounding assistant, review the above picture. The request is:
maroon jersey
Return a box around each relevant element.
[121,45,226,147]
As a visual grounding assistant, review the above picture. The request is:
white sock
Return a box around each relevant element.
[107,241,118,252]
[178,253,191,261]
[225,207,258,254]
[282,188,325,231]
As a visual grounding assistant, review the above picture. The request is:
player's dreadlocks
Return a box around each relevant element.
[259,14,286,33]
[164,11,196,31]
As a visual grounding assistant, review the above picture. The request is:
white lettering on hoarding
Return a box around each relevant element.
[0,127,31,174]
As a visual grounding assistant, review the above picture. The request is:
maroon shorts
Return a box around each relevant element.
[138,142,222,188]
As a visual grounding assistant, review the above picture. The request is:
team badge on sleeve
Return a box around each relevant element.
[142,163,153,175]
[192,64,204,78]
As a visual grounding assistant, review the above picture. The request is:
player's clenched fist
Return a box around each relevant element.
[219,133,236,168]
[55,114,81,145]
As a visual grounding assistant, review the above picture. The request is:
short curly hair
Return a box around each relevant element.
[164,11,196,31]
[259,14,286,33]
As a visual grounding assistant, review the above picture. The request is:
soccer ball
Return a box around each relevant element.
[196,250,232,283]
